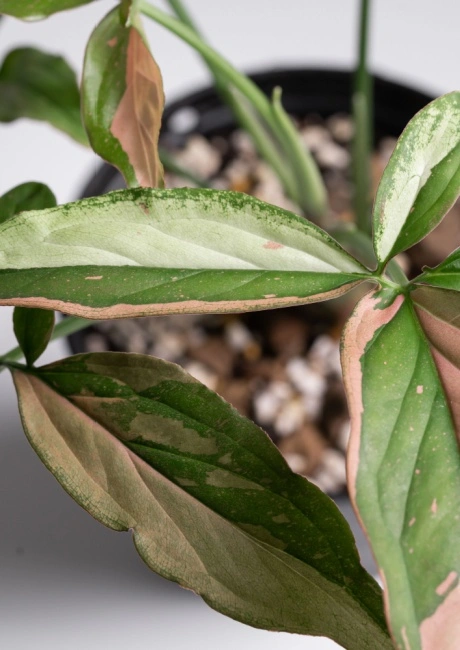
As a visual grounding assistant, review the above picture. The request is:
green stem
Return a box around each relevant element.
[140,1,327,217]
[271,87,327,217]
[352,0,373,235]
[165,0,298,203]
[0,316,92,373]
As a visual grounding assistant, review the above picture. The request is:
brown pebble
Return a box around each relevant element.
[190,336,234,377]
[268,316,309,358]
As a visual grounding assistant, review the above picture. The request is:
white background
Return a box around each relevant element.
[1,1,459,648]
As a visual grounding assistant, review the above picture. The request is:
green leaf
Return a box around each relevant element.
[82,7,164,188]
[0,182,56,225]
[12,352,391,649]
[414,247,460,291]
[0,0,97,19]
[342,290,460,650]
[4,182,57,365]
[13,307,55,366]
[373,92,460,265]
[0,188,367,318]
[0,47,87,144]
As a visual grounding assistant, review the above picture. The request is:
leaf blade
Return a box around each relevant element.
[0,182,56,225]
[0,47,87,144]
[82,7,164,187]
[0,188,367,317]
[342,290,460,650]
[0,0,97,19]
[373,92,460,264]
[13,307,55,366]
[13,352,391,649]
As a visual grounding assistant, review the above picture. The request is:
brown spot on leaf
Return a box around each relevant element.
[85,276,103,281]
[416,385,424,394]
[107,37,118,47]
[263,241,284,250]
[431,498,438,514]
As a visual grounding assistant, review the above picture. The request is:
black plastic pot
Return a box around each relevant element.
[67,68,433,573]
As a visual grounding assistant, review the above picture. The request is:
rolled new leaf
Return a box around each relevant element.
[0,188,368,318]
[0,0,97,19]
[12,352,391,649]
[342,290,460,650]
[82,7,164,187]
[0,47,87,144]
[373,92,460,265]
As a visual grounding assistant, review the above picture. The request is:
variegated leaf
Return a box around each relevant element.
[342,290,460,650]
[373,92,460,265]
[0,188,368,318]
[82,6,164,188]
[13,352,391,649]
[0,0,97,19]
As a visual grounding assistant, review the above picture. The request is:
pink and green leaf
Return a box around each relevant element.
[342,290,460,650]
[0,0,97,19]
[0,47,87,144]
[82,7,164,187]
[373,92,460,265]
[13,307,54,366]
[0,188,368,317]
[12,352,391,649]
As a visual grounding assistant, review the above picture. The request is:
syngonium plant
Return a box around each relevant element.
[1,1,460,649]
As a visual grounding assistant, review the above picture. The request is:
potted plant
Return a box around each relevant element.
[1,2,460,649]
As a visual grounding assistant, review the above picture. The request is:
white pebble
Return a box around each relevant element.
[184,362,218,391]
[175,135,221,178]
[254,381,292,426]
[152,332,186,361]
[274,398,305,437]
[316,141,350,169]
[300,125,331,152]
[308,335,342,376]
[225,320,255,352]
[321,449,347,485]
[283,452,307,475]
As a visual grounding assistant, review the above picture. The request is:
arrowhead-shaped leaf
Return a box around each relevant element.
[13,307,55,366]
[12,352,391,649]
[0,0,97,19]
[0,188,367,318]
[373,92,460,265]
[82,7,164,187]
[0,47,87,144]
[342,290,460,650]
[0,182,56,224]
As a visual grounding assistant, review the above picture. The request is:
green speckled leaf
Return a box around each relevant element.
[0,47,87,144]
[0,0,97,19]
[342,290,460,650]
[373,92,460,264]
[82,7,164,187]
[13,352,390,649]
[0,188,368,318]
